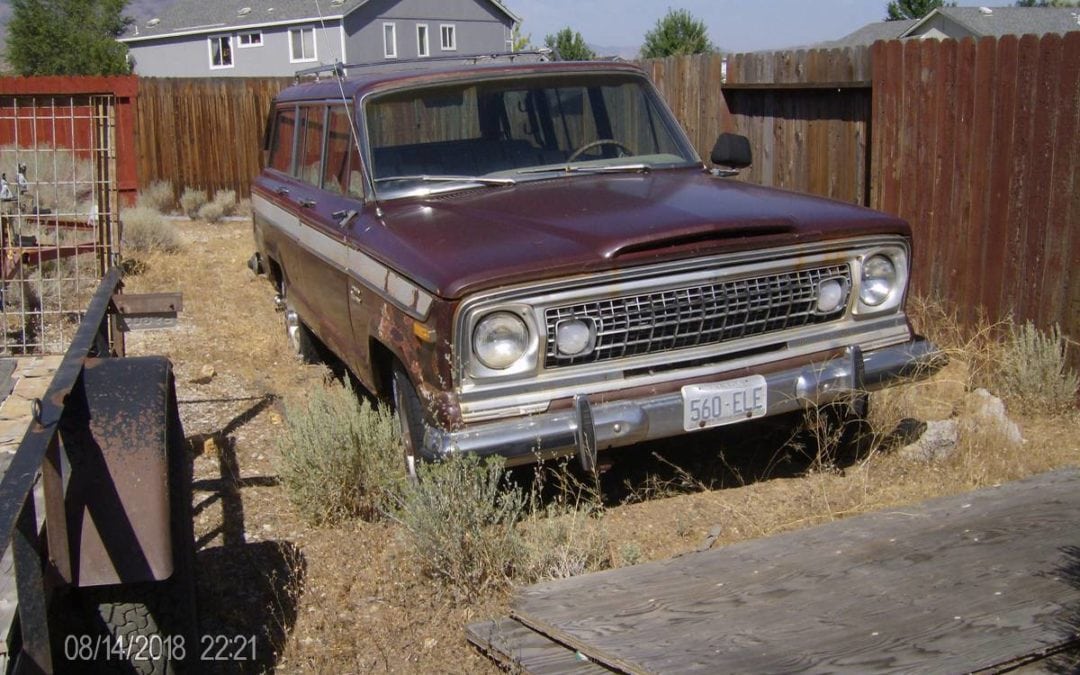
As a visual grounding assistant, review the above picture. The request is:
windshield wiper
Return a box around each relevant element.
[517,163,652,176]
[373,174,516,186]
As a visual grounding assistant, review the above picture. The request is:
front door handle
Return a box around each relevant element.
[275,186,289,196]
[299,198,316,208]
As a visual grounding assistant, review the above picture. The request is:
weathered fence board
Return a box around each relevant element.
[135,77,290,204]
[870,33,1080,347]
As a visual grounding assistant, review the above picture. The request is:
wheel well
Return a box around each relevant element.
[369,339,397,402]
[266,257,284,293]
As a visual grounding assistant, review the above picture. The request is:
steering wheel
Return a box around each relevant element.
[567,139,635,163]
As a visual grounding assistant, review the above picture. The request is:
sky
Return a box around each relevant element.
[500,0,1025,54]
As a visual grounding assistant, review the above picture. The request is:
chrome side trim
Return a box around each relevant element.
[253,192,433,319]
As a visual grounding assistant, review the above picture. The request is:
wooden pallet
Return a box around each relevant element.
[469,469,1080,674]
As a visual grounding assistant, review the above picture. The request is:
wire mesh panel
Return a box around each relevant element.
[0,94,120,355]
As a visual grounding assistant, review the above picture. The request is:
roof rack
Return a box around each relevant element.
[293,49,557,83]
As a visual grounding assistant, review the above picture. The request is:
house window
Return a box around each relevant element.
[290,26,317,62]
[209,35,233,69]
[237,31,262,48]
[383,23,397,58]
[440,24,456,51]
[417,24,429,57]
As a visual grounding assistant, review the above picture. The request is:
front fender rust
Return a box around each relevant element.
[375,303,461,429]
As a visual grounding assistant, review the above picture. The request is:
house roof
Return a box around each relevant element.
[904,6,1080,39]
[822,6,1080,49]
[821,19,916,48]
[119,0,519,43]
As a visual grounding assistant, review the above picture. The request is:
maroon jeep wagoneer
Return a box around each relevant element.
[251,56,940,474]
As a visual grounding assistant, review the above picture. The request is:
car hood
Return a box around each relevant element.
[367,169,910,299]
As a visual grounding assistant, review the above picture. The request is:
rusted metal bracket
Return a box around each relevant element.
[111,292,183,331]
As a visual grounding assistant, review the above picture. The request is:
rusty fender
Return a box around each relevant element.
[58,356,187,587]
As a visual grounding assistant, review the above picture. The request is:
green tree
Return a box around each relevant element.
[640,9,714,59]
[885,0,954,20]
[7,0,132,76]
[544,27,595,61]
[510,22,531,52]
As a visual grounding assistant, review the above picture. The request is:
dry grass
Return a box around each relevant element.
[118,224,1080,672]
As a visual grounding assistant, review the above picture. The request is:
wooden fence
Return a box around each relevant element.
[128,37,1079,349]
[135,77,290,203]
[871,33,1080,342]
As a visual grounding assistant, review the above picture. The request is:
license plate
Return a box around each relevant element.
[681,375,768,431]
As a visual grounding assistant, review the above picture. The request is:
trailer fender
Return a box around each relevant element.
[58,356,187,587]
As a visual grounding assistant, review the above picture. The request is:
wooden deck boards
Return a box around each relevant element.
[470,469,1080,674]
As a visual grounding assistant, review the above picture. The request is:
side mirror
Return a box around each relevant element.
[710,133,752,172]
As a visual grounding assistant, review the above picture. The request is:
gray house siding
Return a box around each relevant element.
[344,0,512,63]
[121,0,516,77]
[128,22,346,77]
[908,14,973,40]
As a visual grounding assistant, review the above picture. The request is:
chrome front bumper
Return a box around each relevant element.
[422,338,943,467]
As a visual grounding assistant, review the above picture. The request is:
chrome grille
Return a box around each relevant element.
[544,264,851,367]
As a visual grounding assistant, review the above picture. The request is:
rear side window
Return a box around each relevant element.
[268,108,296,173]
[323,106,363,197]
[296,106,325,186]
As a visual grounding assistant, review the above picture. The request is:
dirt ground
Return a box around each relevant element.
[122,219,1080,673]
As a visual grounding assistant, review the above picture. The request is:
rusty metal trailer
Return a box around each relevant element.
[0,268,189,674]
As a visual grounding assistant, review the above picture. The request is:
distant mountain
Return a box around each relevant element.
[588,44,641,60]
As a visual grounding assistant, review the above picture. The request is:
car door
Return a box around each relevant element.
[281,103,354,362]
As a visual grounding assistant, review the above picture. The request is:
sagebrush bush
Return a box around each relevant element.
[197,201,225,223]
[212,189,237,216]
[394,455,611,599]
[179,187,208,220]
[136,180,175,214]
[0,145,95,215]
[276,380,404,525]
[122,206,182,253]
[394,454,528,598]
[996,321,1078,414]
[234,198,253,218]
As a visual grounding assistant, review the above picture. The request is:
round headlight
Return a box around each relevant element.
[860,254,897,306]
[816,278,846,314]
[556,318,594,356]
[473,312,529,369]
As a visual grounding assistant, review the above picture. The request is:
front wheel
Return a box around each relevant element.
[391,364,426,480]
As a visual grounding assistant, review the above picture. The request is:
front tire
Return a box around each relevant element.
[391,364,426,480]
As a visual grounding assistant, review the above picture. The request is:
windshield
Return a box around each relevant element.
[364,73,699,198]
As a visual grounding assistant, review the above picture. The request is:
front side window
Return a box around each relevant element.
[209,35,233,69]
[290,27,316,62]
[238,31,263,47]
[296,106,325,186]
[324,106,362,197]
[440,24,456,51]
[417,24,429,58]
[268,107,296,173]
[383,23,397,58]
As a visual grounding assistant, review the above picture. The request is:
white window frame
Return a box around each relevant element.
[383,22,397,58]
[289,26,318,63]
[237,31,263,48]
[440,24,456,51]
[416,23,429,58]
[208,35,234,69]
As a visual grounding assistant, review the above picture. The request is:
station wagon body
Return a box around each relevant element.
[251,58,941,472]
